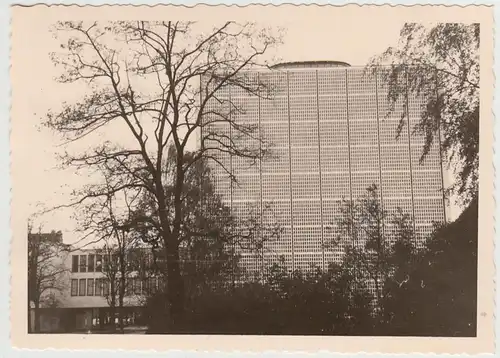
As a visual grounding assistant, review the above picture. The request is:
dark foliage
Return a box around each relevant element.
[380,198,478,336]
[143,194,478,337]
[145,261,375,335]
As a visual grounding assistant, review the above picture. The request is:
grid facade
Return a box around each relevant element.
[202,65,446,274]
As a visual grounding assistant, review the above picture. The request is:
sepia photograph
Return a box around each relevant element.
[10,3,495,354]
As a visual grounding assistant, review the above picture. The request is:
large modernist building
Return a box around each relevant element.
[203,61,448,274]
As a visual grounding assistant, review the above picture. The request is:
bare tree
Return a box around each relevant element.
[27,225,69,333]
[97,239,146,333]
[84,176,146,332]
[45,21,282,328]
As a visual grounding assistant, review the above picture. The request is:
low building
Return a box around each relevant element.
[30,244,161,333]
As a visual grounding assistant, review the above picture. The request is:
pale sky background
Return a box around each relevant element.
[12,13,452,245]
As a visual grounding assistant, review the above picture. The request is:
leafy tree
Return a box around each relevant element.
[327,252,376,335]
[165,259,375,335]
[368,23,480,336]
[378,210,423,335]
[419,197,478,336]
[27,226,69,333]
[381,198,478,336]
[330,184,390,311]
[45,21,282,328]
[368,23,479,204]
[261,257,375,335]
[328,185,438,331]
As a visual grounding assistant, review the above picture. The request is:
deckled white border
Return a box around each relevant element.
[3,1,498,357]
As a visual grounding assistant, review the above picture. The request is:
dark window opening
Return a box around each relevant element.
[71,279,78,296]
[126,278,133,295]
[78,279,86,296]
[149,277,158,294]
[87,278,94,296]
[95,278,102,296]
[71,255,79,273]
[79,255,87,273]
[102,279,109,296]
[95,254,102,272]
[88,254,95,272]
[102,255,109,272]
[134,278,142,295]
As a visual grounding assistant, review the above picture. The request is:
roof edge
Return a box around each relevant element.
[270,61,351,70]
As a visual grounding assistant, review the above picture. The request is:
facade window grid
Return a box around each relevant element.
[204,66,446,274]
[257,75,266,274]
[320,144,350,149]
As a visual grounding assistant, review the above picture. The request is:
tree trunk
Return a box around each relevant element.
[109,301,116,331]
[168,157,187,331]
[99,309,105,330]
[118,306,124,333]
[156,179,185,331]
[118,285,125,333]
[164,242,184,331]
[119,270,126,333]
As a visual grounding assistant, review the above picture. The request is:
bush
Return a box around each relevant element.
[144,265,375,335]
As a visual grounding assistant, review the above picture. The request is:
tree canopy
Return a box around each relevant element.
[45,21,283,327]
[368,23,479,205]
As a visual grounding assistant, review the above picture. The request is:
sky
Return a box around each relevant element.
[12,13,442,245]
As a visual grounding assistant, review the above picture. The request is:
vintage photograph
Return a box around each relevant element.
[10,4,494,354]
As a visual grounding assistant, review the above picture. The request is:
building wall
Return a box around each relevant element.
[53,249,159,309]
[203,65,447,274]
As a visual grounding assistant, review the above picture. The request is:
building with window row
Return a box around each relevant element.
[202,61,449,275]
[30,246,161,333]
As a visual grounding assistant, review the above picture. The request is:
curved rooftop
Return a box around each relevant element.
[270,61,351,70]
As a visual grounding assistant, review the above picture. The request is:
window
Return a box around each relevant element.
[87,278,94,296]
[95,255,102,272]
[102,255,109,272]
[102,279,109,296]
[95,278,102,296]
[72,255,79,273]
[134,278,142,295]
[150,277,158,293]
[158,277,166,291]
[111,254,119,267]
[142,278,150,295]
[79,279,86,296]
[88,254,95,272]
[71,279,78,296]
[79,255,87,273]
[126,278,134,295]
